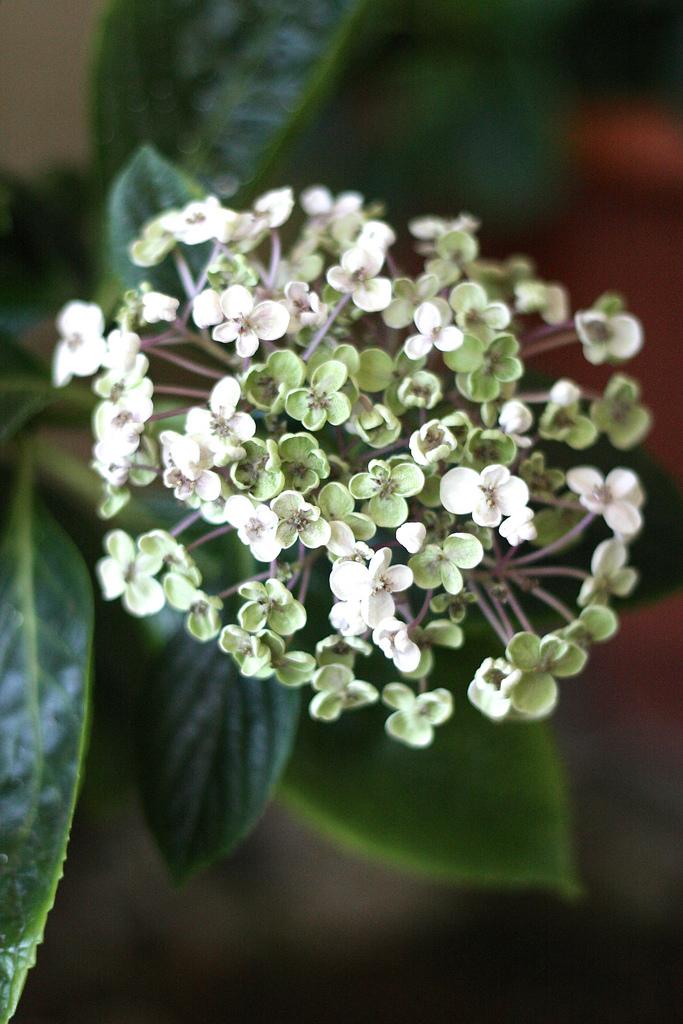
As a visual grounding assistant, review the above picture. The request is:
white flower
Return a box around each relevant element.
[409,213,480,241]
[253,187,294,229]
[396,522,426,554]
[449,281,511,341]
[300,185,363,222]
[498,400,533,447]
[467,657,522,721]
[212,284,289,357]
[357,220,396,252]
[329,599,367,637]
[192,289,224,329]
[326,246,392,312]
[382,683,453,747]
[578,538,639,606]
[514,281,568,324]
[162,196,237,245]
[224,494,281,562]
[330,547,413,628]
[94,383,154,456]
[549,378,582,406]
[566,466,644,535]
[499,507,537,546]
[575,309,643,364]
[53,301,106,387]
[103,329,140,372]
[185,376,255,465]
[404,301,464,360]
[159,430,221,502]
[283,281,326,332]
[409,419,457,466]
[141,291,179,324]
[372,617,421,673]
[441,464,529,528]
[96,530,164,617]
[327,520,373,560]
[94,353,150,402]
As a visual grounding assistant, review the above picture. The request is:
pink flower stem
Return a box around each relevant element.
[154,384,211,399]
[266,230,281,290]
[512,566,589,580]
[147,346,224,380]
[411,588,434,628]
[509,512,595,567]
[486,586,515,640]
[504,583,535,634]
[521,319,573,343]
[186,524,234,552]
[527,583,575,624]
[468,580,510,647]
[302,293,352,361]
[522,332,579,359]
[170,509,203,537]
[174,250,196,298]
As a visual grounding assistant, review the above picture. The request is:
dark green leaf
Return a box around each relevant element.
[0,337,53,442]
[139,632,300,882]
[107,145,205,292]
[283,639,578,895]
[0,452,93,1022]
[92,0,370,191]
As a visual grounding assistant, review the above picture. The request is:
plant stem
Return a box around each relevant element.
[154,385,210,399]
[504,583,534,634]
[510,512,595,567]
[302,292,351,361]
[411,588,434,628]
[512,566,589,580]
[170,509,203,537]
[529,584,575,623]
[487,587,514,639]
[218,569,271,600]
[468,580,510,647]
[148,405,195,422]
[523,331,579,358]
[147,346,224,380]
[186,524,234,552]
[174,250,196,297]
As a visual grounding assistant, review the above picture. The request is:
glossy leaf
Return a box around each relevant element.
[139,632,300,881]
[92,0,370,191]
[0,337,54,443]
[107,145,205,293]
[0,453,93,1021]
[283,637,577,894]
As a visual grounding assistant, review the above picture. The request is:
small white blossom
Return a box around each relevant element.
[372,617,421,673]
[566,466,644,536]
[192,288,224,329]
[185,376,255,465]
[330,547,413,628]
[382,683,453,747]
[357,220,396,252]
[575,308,643,364]
[94,353,149,402]
[326,246,392,312]
[396,522,426,554]
[96,530,164,617]
[327,521,373,560]
[467,657,522,721]
[253,187,294,229]
[283,281,326,332]
[578,538,639,606]
[162,196,237,245]
[53,301,106,387]
[329,599,367,637]
[549,379,582,406]
[159,430,221,502]
[224,494,281,562]
[300,185,363,221]
[499,507,537,546]
[498,400,533,447]
[409,213,480,242]
[141,291,179,324]
[404,301,464,360]
[94,383,154,457]
[212,284,289,357]
[103,329,140,372]
[441,464,529,528]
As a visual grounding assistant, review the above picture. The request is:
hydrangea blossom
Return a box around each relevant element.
[55,183,649,749]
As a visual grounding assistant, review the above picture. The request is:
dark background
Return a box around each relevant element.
[1,1,682,1021]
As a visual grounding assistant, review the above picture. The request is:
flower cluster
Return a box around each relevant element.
[54,185,648,748]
